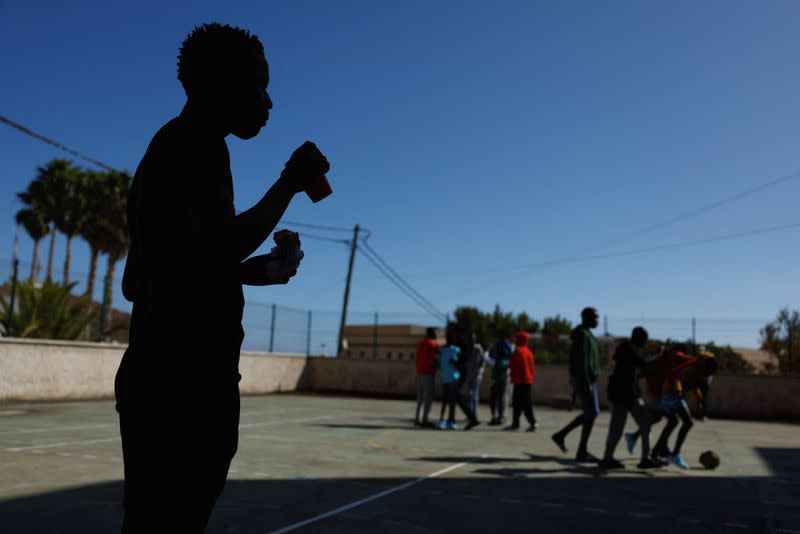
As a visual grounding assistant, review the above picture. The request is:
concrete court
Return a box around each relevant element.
[0,394,798,533]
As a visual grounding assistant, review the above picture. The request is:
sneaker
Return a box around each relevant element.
[651,445,670,458]
[420,421,436,429]
[624,433,637,455]
[498,417,507,425]
[413,420,421,427]
[575,451,600,463]
[667,453,689,469]
[465,419,480,431]
[487,418,500,426]
[447,421,459,431]
[526,424,539,432]
[503,425,520,431]
[637,457,664,469]
[599,458,625,470]
[551,433,568,453]
[437,419,447,430]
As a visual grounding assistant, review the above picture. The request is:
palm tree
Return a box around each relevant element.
[15,209,50,283]
[79,170,105,299]
[95,171,131,338]
[17,159,79,282]
[57,170,86,285]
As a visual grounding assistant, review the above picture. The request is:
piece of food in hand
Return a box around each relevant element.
[274,229,301,251]
[267,229,304,283]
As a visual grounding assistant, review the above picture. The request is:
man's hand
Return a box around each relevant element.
[282,141,330,192]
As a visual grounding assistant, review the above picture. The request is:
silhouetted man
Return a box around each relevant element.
[552,307,601,462]
[116,23,329,532]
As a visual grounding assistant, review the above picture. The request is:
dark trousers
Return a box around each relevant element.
[490,381,508,420]
[442,382,476,423]
[511,384,536,427]
[653,402,693,456]
[116,347,240,533]
[604,398,651,461]
[555,381,599,455]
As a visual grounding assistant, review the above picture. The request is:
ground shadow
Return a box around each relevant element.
[1,452,798,533]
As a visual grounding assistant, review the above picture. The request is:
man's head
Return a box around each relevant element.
[178,23,272,139]
[581,307,599,329]
[426,327,437,340]
[631,326,649,347]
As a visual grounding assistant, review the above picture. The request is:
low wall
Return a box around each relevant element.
[0,338,308,401]
[304,358,800,420]
[1,340,798,420]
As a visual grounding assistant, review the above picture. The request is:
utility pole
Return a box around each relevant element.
[336,224,359,357]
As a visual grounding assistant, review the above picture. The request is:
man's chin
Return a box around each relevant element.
[232,124,263,140]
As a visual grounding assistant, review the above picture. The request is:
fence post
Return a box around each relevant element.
[306,310,312,356]
[373,312,379,359]
[603,315,608,337]
[6,259,19,336]
[691,317,696,345]
[269,304,276,353]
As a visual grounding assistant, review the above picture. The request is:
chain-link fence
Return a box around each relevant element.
[0,256,782,368]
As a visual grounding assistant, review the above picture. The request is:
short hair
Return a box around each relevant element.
[631,326,649,343]
[177,23,265,97]
[581,307,598,321]
[426,327,437,339]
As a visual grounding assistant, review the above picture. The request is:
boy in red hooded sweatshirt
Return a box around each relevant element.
[506,331,538,431]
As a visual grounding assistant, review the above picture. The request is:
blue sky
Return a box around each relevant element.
[2,1,799,347]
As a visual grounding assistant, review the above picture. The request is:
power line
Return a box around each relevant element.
[280,220,359,233]
[441,221,800,300]
[607,169,800,246]
[359,238,448,320]
[356,243,447,323]
[295,232,351,245]
[1,114,122,173]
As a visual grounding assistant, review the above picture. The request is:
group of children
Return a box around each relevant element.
[413,327,537,432]
[413,309,718,471]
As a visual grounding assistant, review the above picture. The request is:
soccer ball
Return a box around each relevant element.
[699,450,720,470]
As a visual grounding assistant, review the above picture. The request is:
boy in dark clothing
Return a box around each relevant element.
[600,327,662,470]
[506,331,537,431]
[116,23,330,533]
[437,334,480,431]
[552,307,601,462]
[488,332,512,425]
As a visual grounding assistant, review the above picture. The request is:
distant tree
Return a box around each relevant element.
[760,308,800,376]
[17,159,80,281]
[94,171,131,338]
[542,314,572,336]
[15,209,49,283]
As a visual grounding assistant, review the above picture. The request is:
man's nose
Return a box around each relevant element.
[265,93,273,110]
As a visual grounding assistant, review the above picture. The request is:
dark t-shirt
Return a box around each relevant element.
[118,109,244,398]
[607,341,646,406]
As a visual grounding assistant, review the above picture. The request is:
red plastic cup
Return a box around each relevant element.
[305,174,333,203]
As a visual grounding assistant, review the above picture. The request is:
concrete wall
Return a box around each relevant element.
[303,358,800,420]
[0,338,308,401]
[2,339,798,420]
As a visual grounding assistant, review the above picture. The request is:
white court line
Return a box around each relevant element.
[3,411,377,453]
[0,423,114,436]
[5,437,119,452]
[268,455,485,534]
